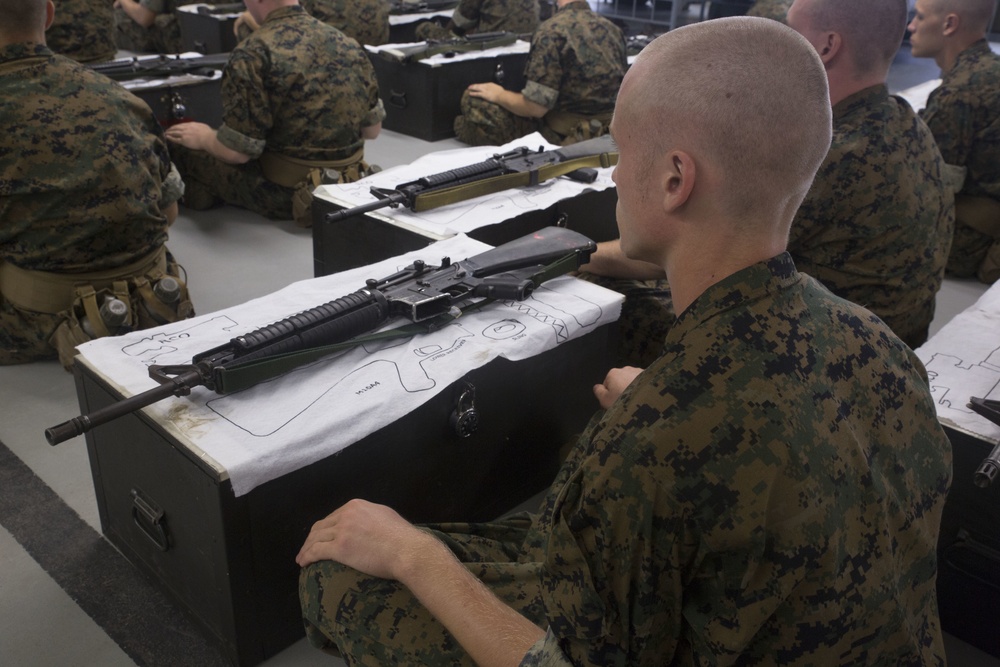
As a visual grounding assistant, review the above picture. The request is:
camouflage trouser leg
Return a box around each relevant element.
[454,92,540,147]
[946,223,994,280]
[171,145,295,220]
[299,515,547,665]
[577,274,676,368]
[0,296,60,365]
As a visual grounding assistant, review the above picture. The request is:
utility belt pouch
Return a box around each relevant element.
[43,255,193,369]
[545,110,613,146]
[50,281,133,369]
[260,149,369,227]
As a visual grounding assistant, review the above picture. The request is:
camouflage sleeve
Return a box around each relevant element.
[920,85,974,166]
[217,49,273,157]
[522,28,565,109]
[519,628,575,666]
[365,98,387,127]
[162,161,184,206]
[522,80,558,110]
[360,56,387,127]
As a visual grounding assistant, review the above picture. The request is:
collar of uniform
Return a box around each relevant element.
[261,4,306,25]
[556,0,592,13]
[945,38,993,80]
[0,42,51,65]
[831,83,888,122]
[667,252,801,341]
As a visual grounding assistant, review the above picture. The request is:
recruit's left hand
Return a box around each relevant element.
[593,366,644,409]
[295,499,433,579]
[164,122,215,151]
[466,82,504,104]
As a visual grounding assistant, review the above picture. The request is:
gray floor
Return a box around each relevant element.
[3,36,1000,667]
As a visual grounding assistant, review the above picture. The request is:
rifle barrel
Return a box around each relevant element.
[325,192,407,223]
[46,368,205,445]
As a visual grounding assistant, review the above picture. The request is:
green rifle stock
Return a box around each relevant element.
[325,134,619,224]
[45,226,597,446]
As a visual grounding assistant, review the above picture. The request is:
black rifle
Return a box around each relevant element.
[89,53,231,81]
[969,397,1000,487]
[388,0,459,15]
[377,31,522,63]
[325,134,618,224]
[46,226,597,445]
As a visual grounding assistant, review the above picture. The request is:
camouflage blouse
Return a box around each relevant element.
[521,1,626,115]
[301,0,390,46]
[46,0,117,63]
[920,39,1000,277]
[451,0,539,34]
[0,43,177,273]
[217,6,385,162]
[788,84,953,349]
[522,253,951,666]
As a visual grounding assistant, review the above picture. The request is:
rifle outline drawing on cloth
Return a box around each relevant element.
[46,226,597,445]
[324,133,618,224]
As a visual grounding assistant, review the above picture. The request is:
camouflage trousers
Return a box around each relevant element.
[576,273,676,369]
[299,514,549,664]
[454,92,551,147]
[114,8,183,54]
[947,222,999,284]
[171,145,297,221]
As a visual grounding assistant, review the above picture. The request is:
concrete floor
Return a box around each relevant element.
[2,27,1000,667]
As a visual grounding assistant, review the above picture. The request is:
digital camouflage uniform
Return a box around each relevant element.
[454,0,626,146]
[235,0,391,46]
[46,0,117,63]
[115,0,183,53]
[746,0,791,22]
[300,253,952,666]
[586,84,953,366]
[919,39,1000,283]
[172,5,385,220]
[302,0,390,45]
[0,43,187,364]
[790,84,954,349]
[414,0,539,40]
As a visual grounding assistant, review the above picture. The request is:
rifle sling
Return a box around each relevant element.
[410,151,618,212]
[211,251,582,394]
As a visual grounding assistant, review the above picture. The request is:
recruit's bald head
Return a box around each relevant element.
[926,0,997,32]
[621,17,832,226]
[0,0,49,40]
[794,0,908,76]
